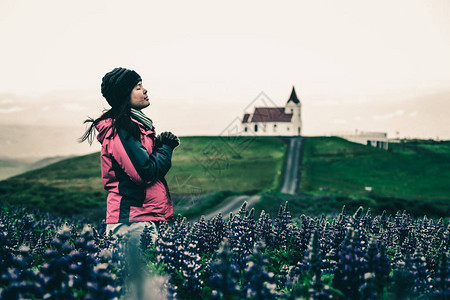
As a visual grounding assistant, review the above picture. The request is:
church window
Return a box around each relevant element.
[244,126,248,132]
[287,127,290,131]
[254,124,258,132]
[291,108,293,113]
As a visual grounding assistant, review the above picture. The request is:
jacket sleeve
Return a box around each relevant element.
[108,128,173,185]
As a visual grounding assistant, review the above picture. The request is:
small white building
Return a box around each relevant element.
[333,130,389,150]
[241,87,302,136]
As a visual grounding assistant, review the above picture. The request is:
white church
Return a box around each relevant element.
[241,87,302,136]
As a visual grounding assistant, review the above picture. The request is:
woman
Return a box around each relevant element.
[80,67,179,243]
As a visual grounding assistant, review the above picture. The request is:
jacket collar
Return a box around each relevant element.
[131,117,155,135]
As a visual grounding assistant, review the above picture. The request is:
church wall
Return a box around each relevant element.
[240,121,300,136]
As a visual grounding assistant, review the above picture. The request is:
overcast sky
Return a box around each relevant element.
[1,0,449,157]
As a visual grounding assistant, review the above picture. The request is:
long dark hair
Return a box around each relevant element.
[79,100,140,145]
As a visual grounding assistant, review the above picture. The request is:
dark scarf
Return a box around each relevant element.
[130,108,155,131]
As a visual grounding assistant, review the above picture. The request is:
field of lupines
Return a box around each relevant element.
[0,202,449,299]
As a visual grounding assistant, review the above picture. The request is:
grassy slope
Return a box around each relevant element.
[255,137,450,217]
[300,137,450,200]
[1,136,448,220]
[253,137,450,219]
[164,136,287,196]
[0,136,287,219]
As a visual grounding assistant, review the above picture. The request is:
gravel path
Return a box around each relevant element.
[201,195,261,220]
[280,137,303,194]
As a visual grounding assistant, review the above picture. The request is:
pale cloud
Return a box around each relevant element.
[409,111,418,117]
[333,119,347,124]
[311,100,339,107]
[0,99,14,105]
[342,96,372,104]
[0,106,24,113]
[61,103,88,112]
[372,109,405,120]
[41,106,50,111]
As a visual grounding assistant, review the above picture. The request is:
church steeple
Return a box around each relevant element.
[287,86,300,104]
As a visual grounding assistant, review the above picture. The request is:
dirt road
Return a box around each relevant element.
[201,195,261,220]
[280,137,303,194]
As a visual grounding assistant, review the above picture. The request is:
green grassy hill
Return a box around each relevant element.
[1,136,449,220]
[255,137,450,218]
[0,136,287,220]
[301,137,450,199]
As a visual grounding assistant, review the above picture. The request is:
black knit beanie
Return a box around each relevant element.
[101,67,142,108]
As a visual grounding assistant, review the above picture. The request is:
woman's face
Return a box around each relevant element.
[130,81,150,110]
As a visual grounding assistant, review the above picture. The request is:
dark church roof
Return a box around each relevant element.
[243,107,292,123]
[242,87,300,124]
[287,86,300,104]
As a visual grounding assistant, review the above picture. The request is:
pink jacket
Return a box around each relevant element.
[95,117,174,224]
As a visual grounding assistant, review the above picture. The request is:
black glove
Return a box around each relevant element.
[154,134,163,148]
[157,131,180,150]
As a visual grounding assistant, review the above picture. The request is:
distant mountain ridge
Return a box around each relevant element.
[0,155,70,180]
